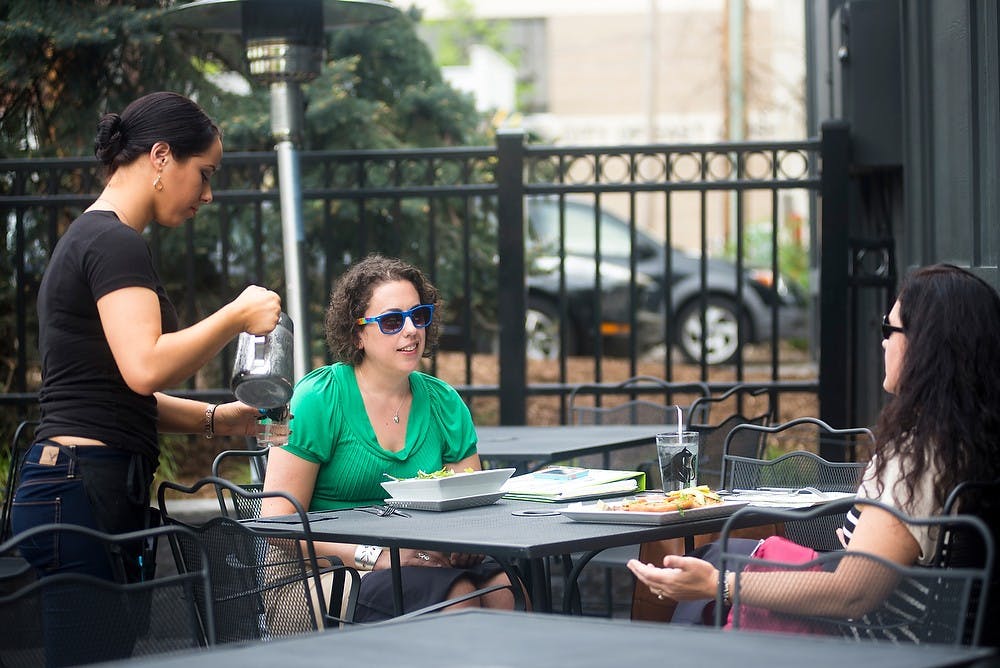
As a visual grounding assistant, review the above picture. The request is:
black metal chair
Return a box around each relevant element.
[1,420,38,543]
[721,418,873,552]
[940,478,1000,647]
[687,386,775,489]
[0,522,214,665]
[158,476,359,642]
[0,421,39,586]
[210,447,270,520]
[721,416,875,470]
[717,498,994,646]
[160,477,516,633]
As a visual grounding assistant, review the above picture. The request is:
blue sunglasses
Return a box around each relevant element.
[356,304,435,335]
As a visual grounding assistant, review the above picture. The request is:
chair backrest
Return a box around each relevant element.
[718,498,994,646]
[722,449,867,552]
[1,420,38,542]
[688,384,776,427]
[158,476,357,643]
[941,479,1000,567]
[571,400,683,426]
[726,417,875,470]
[941,479,1000,646]
[210,448,271,519]
[722,417,874,470]
[691,412,771,490]
[723,449,866,493]
[568,376,710,426]
[687,385,778,489]
[721,417,872,473]
[0,522,213,664]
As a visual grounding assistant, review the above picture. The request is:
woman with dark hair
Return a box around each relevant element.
[262,254,518,621]
[628,263,1000,625]
[11,91,282,583]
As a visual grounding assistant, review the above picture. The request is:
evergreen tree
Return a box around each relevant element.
[1,2,485,154]
[0,1,240,156]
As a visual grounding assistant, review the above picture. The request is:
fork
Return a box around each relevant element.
[353,505,411,518]
[379,505,411,518]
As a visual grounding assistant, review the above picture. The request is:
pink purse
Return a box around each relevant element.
[724,535,828,634]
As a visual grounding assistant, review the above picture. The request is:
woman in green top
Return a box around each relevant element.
[263,254,517,621]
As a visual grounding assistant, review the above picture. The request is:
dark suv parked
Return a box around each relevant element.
[526,198,807,365]
[525,253,664,359]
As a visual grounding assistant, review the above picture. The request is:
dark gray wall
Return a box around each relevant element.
[808,0,1000,428]
[899,1,1000,281]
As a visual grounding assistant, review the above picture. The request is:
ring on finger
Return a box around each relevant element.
[416,552,431,561]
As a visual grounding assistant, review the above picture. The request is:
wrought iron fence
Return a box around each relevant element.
[2,127,849,430]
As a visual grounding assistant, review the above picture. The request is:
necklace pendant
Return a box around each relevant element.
[393,414,400,424]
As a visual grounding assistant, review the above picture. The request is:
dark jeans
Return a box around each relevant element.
[10,441,155,666]
[11,441,153,581]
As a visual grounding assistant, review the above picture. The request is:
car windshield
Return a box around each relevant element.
[529,201,635,259]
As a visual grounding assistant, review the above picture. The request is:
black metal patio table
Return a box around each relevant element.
[123,609,995,668]
[242,496,821,616]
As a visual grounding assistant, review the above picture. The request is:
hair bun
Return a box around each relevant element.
[94,113,127,164]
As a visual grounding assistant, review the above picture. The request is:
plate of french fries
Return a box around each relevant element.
[562,485,747,525]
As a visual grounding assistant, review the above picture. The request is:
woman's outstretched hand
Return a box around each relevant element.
[627,554,718,601]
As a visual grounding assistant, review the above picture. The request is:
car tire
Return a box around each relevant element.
[525,297,576,360]
[675,296,745,366]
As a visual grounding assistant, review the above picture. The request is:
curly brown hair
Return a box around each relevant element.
[324,254,442,366]
[873,264,1000,513]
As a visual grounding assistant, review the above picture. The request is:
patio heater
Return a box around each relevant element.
[165,0,398,381]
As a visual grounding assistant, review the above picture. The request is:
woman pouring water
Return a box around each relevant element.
[11,92,281,584]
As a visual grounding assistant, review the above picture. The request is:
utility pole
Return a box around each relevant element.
[723,0,747,248]
[642,0,659,235]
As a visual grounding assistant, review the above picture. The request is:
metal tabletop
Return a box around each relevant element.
[125,609,995,668]
[243,497,806,614]
[475,424,673,472]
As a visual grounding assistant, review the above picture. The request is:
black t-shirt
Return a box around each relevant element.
[36,210,179,460]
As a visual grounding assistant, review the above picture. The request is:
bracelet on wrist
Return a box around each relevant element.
[354,544,384,571]
[721,574,733,607]
[204,404,218,439]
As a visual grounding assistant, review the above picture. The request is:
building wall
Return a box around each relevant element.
[808,0,1000,427]
[899,0,1000,282]
[408,0,807,143]
[408,0,810,254]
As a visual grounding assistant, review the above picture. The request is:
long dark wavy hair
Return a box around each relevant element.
[324,254,441,366]
[873,264,1000,513]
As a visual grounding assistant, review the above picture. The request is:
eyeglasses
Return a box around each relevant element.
[356,304,434,335]
[881,314,905,340]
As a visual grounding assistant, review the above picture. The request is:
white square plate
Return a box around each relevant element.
[381,468,516,502]
[384,491,506,512]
